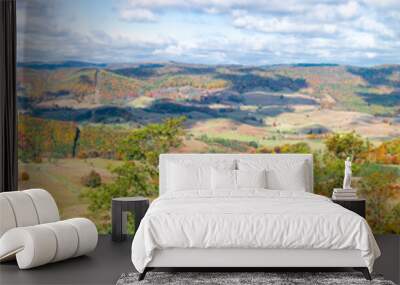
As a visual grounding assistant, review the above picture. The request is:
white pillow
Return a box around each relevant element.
[236,169,267,189]
[165,159,236,193]
[266,165,307,191]
[238,159,308,191]
[211,168,236,191]
[167,162,211,191]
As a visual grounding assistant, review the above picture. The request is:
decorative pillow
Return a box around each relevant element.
[211,168,236,191]
[167,162,211,191]
[165,159,236,193]
[166,158,236,171]
[267,163,307,191]
[236,169,267,189]
[238,159,308,191]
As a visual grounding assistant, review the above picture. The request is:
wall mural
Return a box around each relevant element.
[17,0,400,233]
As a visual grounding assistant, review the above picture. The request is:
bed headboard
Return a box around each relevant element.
[159,153,313,196]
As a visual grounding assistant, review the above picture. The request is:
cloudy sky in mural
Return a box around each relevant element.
[17,0,400,65]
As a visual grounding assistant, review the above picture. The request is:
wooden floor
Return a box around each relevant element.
[0,235,134,285]
[1,235,398,285]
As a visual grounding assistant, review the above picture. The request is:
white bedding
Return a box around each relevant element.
[131,190,380,273]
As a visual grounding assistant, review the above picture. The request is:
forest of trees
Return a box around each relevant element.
[83,123,400,234]
[18,115,400,234]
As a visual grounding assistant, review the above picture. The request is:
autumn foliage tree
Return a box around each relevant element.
[366,138,400,165]
[358,171,400,234]
[117,116,185,166]
[84,116,186,232]
[18,115,77,162]
[324,132,367,160]
[257,132,400,234]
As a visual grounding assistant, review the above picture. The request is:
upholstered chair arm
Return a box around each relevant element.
[0,226,57,269]
[0,218,98,269]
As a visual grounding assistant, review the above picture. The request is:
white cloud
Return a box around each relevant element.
[116,0,399,65]
[120,8,157,22]
[337,1,361,19]
[16,0,400,66]
[316,49,333,58]
[153,45,184,56]
[306,1,362,23]
[365,52,377,58]
[343,31,377,49]
[354,16,396,38]
[120,0,365,22]
[153,42,197,56]
[232,11,337,35]
[389,11,400,18]
[203,7,221,14]
[362,0,400,8]
[123,0,311,14]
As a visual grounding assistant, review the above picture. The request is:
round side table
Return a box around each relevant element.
[111,197,149,242]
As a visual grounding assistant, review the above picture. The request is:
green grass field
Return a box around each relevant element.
[18,158,122,223]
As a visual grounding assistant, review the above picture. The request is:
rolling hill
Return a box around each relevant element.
[17,62,400,146]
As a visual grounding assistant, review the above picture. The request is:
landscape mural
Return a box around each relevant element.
[17,0,400,233]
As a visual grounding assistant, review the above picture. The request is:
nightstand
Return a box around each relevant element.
[332,198,366,218]
[112,197,149,242]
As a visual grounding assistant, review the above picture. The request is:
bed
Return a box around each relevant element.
[131,154,380,280]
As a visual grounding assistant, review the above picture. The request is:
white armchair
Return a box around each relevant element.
[0,189,98,269]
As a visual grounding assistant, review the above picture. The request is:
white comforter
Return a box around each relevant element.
[131,190,380,273]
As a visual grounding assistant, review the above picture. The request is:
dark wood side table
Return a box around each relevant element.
[332,198,366,218]
[112,197,149,242]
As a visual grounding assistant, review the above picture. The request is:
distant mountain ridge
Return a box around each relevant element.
[291,63,339,67]
[17,60,400,70]
[16,62,400,127]
[17,60,108,70]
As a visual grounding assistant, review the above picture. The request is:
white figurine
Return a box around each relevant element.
[343,157,352,190]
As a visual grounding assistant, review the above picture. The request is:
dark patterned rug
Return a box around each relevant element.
[116,272,395,285]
